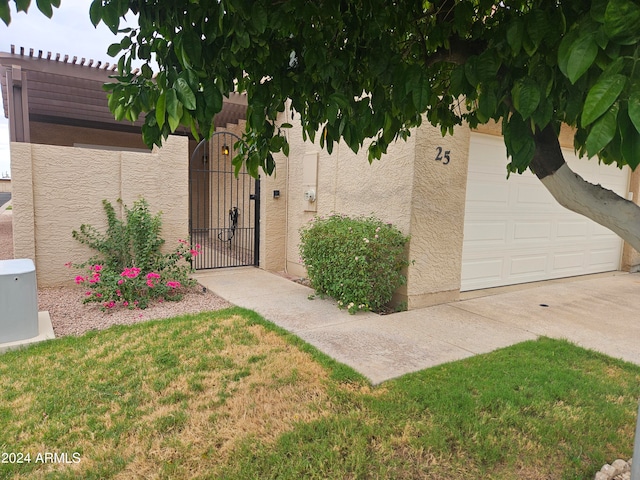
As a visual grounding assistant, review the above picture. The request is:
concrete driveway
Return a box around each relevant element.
[195,268,640,384]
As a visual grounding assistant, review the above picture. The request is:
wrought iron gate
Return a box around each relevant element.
[189,132,260,269]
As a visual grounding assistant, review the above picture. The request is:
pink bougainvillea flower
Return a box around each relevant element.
[93,264,103,272]
[146,272,161,279]
[117,279,124,285]
[116,290,121,296]
[190,249,199,256]
[123,301,129,307]
[95,293,102,298]
[121,267,141,279]
[167,281,181,289]
[64,262,72,268]
[85,291,92,296]
[146,280,155,288]
[75,276,85,284]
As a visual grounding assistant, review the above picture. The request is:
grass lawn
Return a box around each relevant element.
[0,307,638,479]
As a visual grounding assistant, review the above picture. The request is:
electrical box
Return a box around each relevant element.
[0,259,38,343]
[302,152,318,212]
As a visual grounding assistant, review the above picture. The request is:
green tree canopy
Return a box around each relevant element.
[79,0,640,179]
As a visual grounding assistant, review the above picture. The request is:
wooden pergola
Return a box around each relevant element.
[0,45,247,143]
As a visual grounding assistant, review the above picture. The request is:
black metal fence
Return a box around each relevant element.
[189,132,259,269]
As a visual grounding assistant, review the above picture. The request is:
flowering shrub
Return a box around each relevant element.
[299,214,409,314]
[70,198,199,311]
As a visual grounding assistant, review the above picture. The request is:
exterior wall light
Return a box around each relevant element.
[222,144,230,156]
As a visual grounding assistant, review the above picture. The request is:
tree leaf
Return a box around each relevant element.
[558,28,580,78]
[604,0,640,45]
[174,77,196,110]
[506,18,524,56]
[155,92,166,129]
[504,114,535,173]
[15,0,30,12]
[89,0,102,26]
[585,104,618,157]
[107,42,122,58]
[251,2,268,33]
[165,88,178,120]
[512,78,540,119]
[35,0,53,18]
[100,1,120,34]
[590,0,608,22]
[411,73,431,112]
[628,86,640,134]
[566,33,598,84]
[621,111,640,169]
[0,2,10,25]
[581,74,626,127]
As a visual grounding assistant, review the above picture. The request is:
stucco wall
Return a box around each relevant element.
[279,114,474,308]
[282,115,415,278]
[405,122,471,308]
[622,168,640,272]
[11,135,189,287]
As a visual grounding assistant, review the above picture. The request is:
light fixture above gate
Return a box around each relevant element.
[221,144,230,156]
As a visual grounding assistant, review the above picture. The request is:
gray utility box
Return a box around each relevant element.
[0,259,39,343]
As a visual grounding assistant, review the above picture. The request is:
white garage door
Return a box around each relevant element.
[461,133,629,291]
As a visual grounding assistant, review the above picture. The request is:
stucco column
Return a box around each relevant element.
[259,153,288,271]
[622,168,640,272]
[10,142,36,262]
[405,122,471,308]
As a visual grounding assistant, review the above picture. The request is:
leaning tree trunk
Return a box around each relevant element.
[530,125,640,254]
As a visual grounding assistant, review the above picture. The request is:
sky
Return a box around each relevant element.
[0,0,134,177]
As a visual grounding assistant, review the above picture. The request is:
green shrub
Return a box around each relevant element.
[70,198,199,310]
[299,214,409,314]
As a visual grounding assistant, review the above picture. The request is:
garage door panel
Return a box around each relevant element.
[591,223,618,238]
[465,182,509,207]
[515,184,556,207]
[509,254,548,276]
[589,247,621,267]
[552,251,585,270]
[464,221,507,244]
[461,257,503,283]
[556,221,589,239]
[462,133,627,291]
[513,221,552,241]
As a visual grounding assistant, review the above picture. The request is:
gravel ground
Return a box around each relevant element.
[0,209,233,337]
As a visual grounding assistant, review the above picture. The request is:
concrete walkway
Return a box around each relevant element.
[194,268,640,384]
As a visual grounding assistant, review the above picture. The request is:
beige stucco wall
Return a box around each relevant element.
[11,135,189,287]
[405,122,471,308]
[0,179,10,193]
[622,168,640,272]
[282,115,416,279]
[279,112,474,309]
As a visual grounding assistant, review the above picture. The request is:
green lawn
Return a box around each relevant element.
[0,307,638,479]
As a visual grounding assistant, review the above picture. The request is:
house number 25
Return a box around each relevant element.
[435,147,451,165]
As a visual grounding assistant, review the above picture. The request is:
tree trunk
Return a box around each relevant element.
[529,125,640,254]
